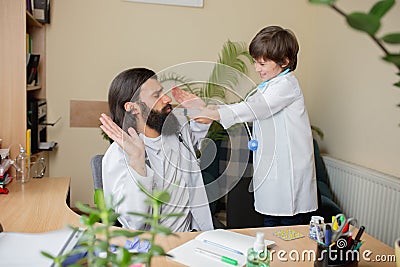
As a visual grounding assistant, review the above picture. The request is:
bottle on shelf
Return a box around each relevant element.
[247,232,270,267]
[15,144,30,183]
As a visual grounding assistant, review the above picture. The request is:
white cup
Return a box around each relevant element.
[395,237,400,267]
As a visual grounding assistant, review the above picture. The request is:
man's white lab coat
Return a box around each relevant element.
[102,117,214,231]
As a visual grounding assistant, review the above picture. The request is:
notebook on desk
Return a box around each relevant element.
[167,229,275,267]
[0,227,83,267]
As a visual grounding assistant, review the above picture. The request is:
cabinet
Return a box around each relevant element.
[0,0,48,174]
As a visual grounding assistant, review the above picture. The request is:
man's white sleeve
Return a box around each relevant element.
[102,145,154,230]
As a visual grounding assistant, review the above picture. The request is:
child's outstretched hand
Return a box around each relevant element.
[192,105,220,124]
[171,87,206,109]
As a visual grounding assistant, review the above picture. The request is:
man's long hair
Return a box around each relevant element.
[108,68,156,132]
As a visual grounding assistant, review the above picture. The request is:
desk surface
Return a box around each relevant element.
[0,178,395,266]
[0,177,81,233]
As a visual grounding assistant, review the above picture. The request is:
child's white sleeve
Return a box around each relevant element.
[218,80,299,129]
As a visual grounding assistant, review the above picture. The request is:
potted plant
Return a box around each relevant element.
[42,188,182,266]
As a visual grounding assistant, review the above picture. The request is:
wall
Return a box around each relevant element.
[306,0,400,177]
[46,0,400,207]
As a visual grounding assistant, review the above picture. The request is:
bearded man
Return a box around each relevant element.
[101,68,213,232]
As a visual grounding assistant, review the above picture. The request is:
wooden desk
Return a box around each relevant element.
[0,177,80,233]
[0,178,395,266]
[149,226,396,267]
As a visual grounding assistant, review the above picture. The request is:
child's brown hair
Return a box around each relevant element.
[249,26,299,71]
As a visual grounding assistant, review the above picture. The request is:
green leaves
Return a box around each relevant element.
[152,225,174,235]
[309,0,400,121]
[383,54,400,66]
[218,40,252,73]
[160,39,253,102]
[308,0,336,5]
[45,187,180,266]
[369,0,395,18]
[153,190,171,204]
[345,0,395,35]
[346,12,381,35]
[94,189,106,210]
[207,40,253,100]
[110,229,145,238]
[381,33,400,44]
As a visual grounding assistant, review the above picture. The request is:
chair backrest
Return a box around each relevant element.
[90,154,104,190]
[89,154,123,227]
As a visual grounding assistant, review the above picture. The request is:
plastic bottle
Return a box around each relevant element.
[309,216,325,242]
[15,144,30,183]
[247,232,270,267]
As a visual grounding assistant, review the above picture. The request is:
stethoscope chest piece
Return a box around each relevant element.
[248,139,258,151]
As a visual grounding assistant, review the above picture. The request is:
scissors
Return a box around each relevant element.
[331,213,358,241]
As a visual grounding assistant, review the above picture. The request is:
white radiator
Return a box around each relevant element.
[322,155,400,246]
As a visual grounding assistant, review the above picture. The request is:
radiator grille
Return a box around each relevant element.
[323,155,400,246]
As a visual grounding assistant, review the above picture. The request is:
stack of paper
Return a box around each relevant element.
[0,228,82,267]
[167,229,275,267]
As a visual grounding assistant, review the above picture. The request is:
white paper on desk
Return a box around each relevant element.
[167,229,275,267]
[0,227,82,267]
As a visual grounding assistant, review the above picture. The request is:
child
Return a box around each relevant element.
[176,26,318,226]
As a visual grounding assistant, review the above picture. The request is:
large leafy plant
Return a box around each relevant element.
[309,0,400,87]
[159,40,254,140]
[159,40,254,101]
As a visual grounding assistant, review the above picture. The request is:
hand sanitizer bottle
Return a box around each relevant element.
[15,145,30,183]
[247,232,270,267]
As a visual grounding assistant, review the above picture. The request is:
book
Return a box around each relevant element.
[25,33,30,54]
[33,0,50,24]
[26,0,32,13]
[26,53,40,85]
[167,229,275,267]
[26,33,30,54]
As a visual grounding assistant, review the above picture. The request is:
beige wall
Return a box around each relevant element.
[46,0,400,207]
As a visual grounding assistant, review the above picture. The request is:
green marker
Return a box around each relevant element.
[195,247,238,266]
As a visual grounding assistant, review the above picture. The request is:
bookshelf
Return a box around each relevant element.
[0,0,48,175]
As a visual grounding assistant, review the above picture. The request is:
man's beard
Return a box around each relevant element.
[140,102,180,136]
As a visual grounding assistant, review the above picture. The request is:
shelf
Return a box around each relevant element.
[1,1,48,175]
[39,141,57,151]
[27,85,41,91]
[26,11,43,28]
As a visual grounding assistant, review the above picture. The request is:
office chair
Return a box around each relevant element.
[90,154,104,194]
[89,154,122,227]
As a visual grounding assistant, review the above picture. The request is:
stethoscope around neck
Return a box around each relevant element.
[176,131,201,166]
[244,68,290,151]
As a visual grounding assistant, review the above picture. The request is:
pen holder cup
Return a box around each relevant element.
[314,243,359,267]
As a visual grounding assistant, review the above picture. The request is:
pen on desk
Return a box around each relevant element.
[351,226,365,250]
[203,239,244,255]
[195,248,238,266]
